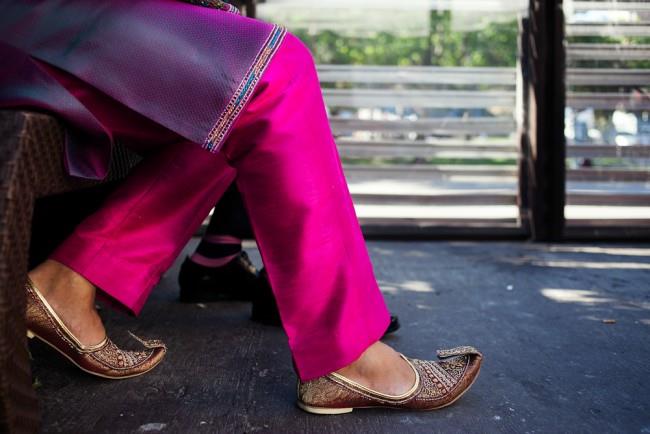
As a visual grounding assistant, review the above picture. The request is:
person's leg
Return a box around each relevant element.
[226,35,480,403]
[30,31,400,385]
[28,63,239,347]
[29,32,463,397]
[219,33,398,382]
[29,140,238,340]
[180,187,402,335]
[190,184,250,267]
[177,183,260,303]
[209,33,421,394]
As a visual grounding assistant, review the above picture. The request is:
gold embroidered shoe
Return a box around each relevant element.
[297,346,482,414]
[25,278,167,380]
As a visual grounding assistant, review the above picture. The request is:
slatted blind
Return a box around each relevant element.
[258,1,529,234]
[564,0,650,229]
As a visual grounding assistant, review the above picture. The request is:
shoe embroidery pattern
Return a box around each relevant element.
[25,279,167,379]
[89,335,166,370]
[297,347,483,413]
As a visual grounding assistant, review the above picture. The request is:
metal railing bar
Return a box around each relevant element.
[317,65,516,85]
[568,43,650,61]
[568,145,650,158]
[330,117,516,134]
[567,92,650,110]
[571,1,650,12]
[566,24,650,37]
[567,69,650,86]
[349,191,650,206]
[343,165,650,182]
[317,65,650,87]
[323,88,515,108]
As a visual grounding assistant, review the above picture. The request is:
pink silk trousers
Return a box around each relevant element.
[46,33,391,381]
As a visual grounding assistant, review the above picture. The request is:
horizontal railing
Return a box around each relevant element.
[566,24,650,37]
[571,1,650,12]
[343,164,518,180]
[338,139,650,159]
[330,117,516,135]
[323,88,515,109]
[319,61,649,230]
[317,65,516,85]
[566,69,650,86]
[567,92,650,110]
[326,90,649,111]
[337,139,518,158]
[563,4,650,230]
[343,164,650,183]
[319,65,650,87]
[567,145,650,159]
[351,191,650,207]
[319,66,650,115]
[567,43,650,61]
[567,168,650,183]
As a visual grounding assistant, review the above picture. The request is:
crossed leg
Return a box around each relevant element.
[28,33,417,391]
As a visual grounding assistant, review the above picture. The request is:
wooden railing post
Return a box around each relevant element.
[517,17,531,236]
[521,0,567,241]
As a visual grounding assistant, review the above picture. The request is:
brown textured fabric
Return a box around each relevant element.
[297,347,482,413]
[0,111,139,432]
[0,110,142,433]
[24,279,166,379]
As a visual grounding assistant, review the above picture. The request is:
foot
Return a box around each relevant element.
[298,344,483,413]
[249,268,281,325]
[335,341,417,396]
[178,251,259,303]
[25,273,167,379]
[27,259,106,347]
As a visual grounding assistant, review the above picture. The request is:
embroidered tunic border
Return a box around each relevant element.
[203,24,288,152]
[185,0,241,14]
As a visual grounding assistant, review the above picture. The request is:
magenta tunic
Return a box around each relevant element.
[0,0,286,179]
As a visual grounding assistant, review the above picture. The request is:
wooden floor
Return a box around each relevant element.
[30,240,650,433]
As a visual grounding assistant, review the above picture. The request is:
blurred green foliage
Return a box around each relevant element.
[293,11,519,67]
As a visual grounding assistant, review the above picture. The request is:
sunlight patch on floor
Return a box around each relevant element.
[547,246,650,257]
[532,260,650,270]
[541,288,616,305]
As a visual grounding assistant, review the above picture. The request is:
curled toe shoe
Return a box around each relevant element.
[25,278,167,379]
[297,346,482,414]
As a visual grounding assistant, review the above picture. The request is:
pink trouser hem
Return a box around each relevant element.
[50,237,156,315]
[293,305,391,381]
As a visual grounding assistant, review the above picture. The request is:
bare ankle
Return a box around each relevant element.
[28,260,106,346]
[335,342,416,396]
[29,260,96,304]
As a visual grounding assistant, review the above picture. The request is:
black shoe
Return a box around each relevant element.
[250,268,281,326]
[384,315,401,335]
[178,251,259,303]
[250,268,401,337]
